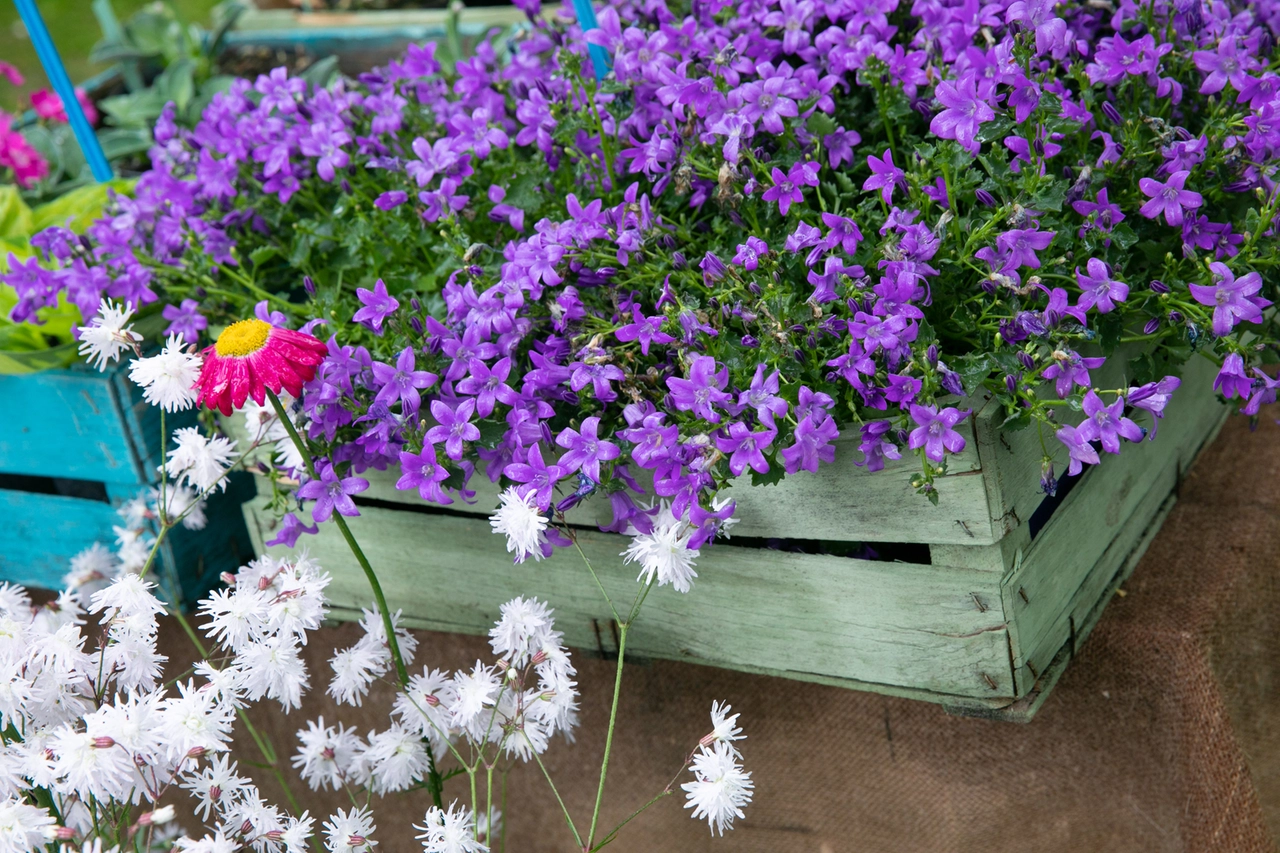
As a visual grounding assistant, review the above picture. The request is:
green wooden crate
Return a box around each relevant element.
[241,353,1227,721]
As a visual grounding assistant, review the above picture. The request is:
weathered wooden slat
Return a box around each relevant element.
[244,496,1015,700]
[0,489,122,589]
[1000,354,1227,688]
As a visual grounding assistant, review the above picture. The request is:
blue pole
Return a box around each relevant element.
[12,0,113,182]
[570,0,611,81]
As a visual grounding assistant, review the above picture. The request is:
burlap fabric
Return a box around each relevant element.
[158,413,1280,852]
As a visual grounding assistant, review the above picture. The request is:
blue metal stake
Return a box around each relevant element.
[570,0,611,81]
[12,0,114,182]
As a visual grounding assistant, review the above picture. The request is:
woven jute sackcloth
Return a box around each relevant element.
[160,414,1280,852]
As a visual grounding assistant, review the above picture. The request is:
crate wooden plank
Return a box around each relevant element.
[0,489,123,590]
[0,365,148,484]
[245,497,1017,700]
[1000,354,1227,689]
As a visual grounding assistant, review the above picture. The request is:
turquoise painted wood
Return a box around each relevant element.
[0,361,256,607]
[241,353,1230,720]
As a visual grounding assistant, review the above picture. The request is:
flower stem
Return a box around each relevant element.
[586,620,628,850]
[529,740,584,849]
[264,388,445,808]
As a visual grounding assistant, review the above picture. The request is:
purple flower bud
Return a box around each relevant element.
[980,279,998,294]
[940,369,965,396]
[911,98,934,118]
[896,428,910,445]
[806,334,817,348]
[1005,374,1019,395]
[1033,137,1046,156]
[1174,126,1193,141]
[1017,351,1035,370]
[1101,102,1123,125]
[926,345,939,367]
[1143,317,1160,335]
[747,282,762,296]
[194,286,207,299]
[341,180,353,195]
[1149,280,1170,293]
[975,189,997,207]
[1000,318,1029,343]
[794,348,805,362]
[1168,310,1184,323]
[741,335,760,348]
[303,275,315,296]
[673,251,687,270]
[410,297,421,312]
[1040,461,1058,496]
[846,297,860,313]
[411,316,424,335]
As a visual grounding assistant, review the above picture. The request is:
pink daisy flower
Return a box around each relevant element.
[196,318,327,415]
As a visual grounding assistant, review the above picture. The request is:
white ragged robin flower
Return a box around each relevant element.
[362,723,431,795]
[488,596,554,666]
[165,427,239,493]
[323,805,377,853]
[77,298,143,371]
[415,801,487,853]
[128,334,203,412]
[488,487,548,564]
[0,797,58,851]
[621,502,700,593]
[152,482,207,530]
[292,717,365,792]
[682,740,754,837]
[703,701,746,755]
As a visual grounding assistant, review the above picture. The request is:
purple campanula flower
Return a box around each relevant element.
[254,300,287,328]
[441,326,499,381]
[666,355,733,423]
[863,149,906,204]
[715,422,777,476]
[456,357,519,417]
[795,386,834,423]
[619,412,678,468]
[297,463,369,523]
[996,228,1056,270]
[1055,424,1099,476]
[781,414,839,474]
[161,298,208,345]
[1188,263,1268,336]
[820,212,863,255]
[855,420,901,471]
[885,373,922,406]
[568,352,625,402]
[1242,370,1280,416]
[1127,375,1181,438]
[1213,354,1254,400]
[265,512,319,548]
[736,364,789,426]
[396,443,453,504]
[1077,390,1144,453]
[614,305,676,355]
[555,416,620,482]
[299,124,350,182]
[700,251,726,285]
[824,127,860,169]
[732,236,769,270]
[371,346,438,416]
[375,191,408,210]
[1138,170,1203,227]
[504,443,565,509]
[762,161,820,216]
[352,278,400,334]
[1075,259,1129,314]
[688,498,736,550]
[738,76,800,135]
[929,73,995,153]
[1072,188,1125,236]
[426,398,481,460]
[849,312,911,355]
[254,67,305,114]
[1041,350,1107,398]
[1193,38,1257,95]
[908,405,971,462]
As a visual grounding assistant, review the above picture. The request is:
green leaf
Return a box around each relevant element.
[0,187,34,241]
[96,128,152,161]
[750,455,787,488]
[249,246,280,267]
[301,56,341,91]
[955,352,993,396]
[1031,180,1066,212]
[807,112,837,140]
[1110,223,1138,251]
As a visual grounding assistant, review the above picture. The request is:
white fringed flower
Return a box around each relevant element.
[292,717,365,792]
[488,596,554,666]
[77,298,142,371]
[621,504,700,593]
[0,798,57,852]
[153,483,207,530]
[362,724,430,794]
[165,427,239,493]
[323,806,377,853]
[415,801,487,853]
[488,487,547,564]
[706,701,745,754]
[128,334,202,412]
[682,740,754,836]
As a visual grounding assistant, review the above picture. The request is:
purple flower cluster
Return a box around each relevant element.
[6,0,1280,549]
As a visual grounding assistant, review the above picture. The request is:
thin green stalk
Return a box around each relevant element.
[529,739,584,849]
[570,536,620,623]
[591,789,672,851]
[586,621,628,850]
[265,388,446,808]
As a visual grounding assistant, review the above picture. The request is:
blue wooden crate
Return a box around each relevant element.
[0,360,253,605]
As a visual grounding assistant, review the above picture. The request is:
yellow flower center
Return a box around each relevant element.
[214,319,272,357]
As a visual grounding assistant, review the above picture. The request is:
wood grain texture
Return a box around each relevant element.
[244,494,1017,700]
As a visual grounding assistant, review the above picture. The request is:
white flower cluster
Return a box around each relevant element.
[682,702,754,836]
[242,397,306,475]
[128,334,203,412]
[622,500,736,594]
[77,299,142,371]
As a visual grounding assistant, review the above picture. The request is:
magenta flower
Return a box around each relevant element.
[1075,259,1129,314]
[352,279,400,334]
[298,464,369,523]
[907,405,970,462]
[1193,38,1256,95]
[715,422,777,476]
[666,356,733,423]
[396,443,452,504]
[614,306,676,355]
[1188,263,1267,336]
[1213,353,1254,400]
[1138,170,1203,227]
[1077,390,1144,454]
[426,398,480,460]
[929,74,995,153]
[738,77,799,134]
[555,416,620,482]
[863,149,906,204]
[371,346,438,415]
[1055,424,1099,476]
